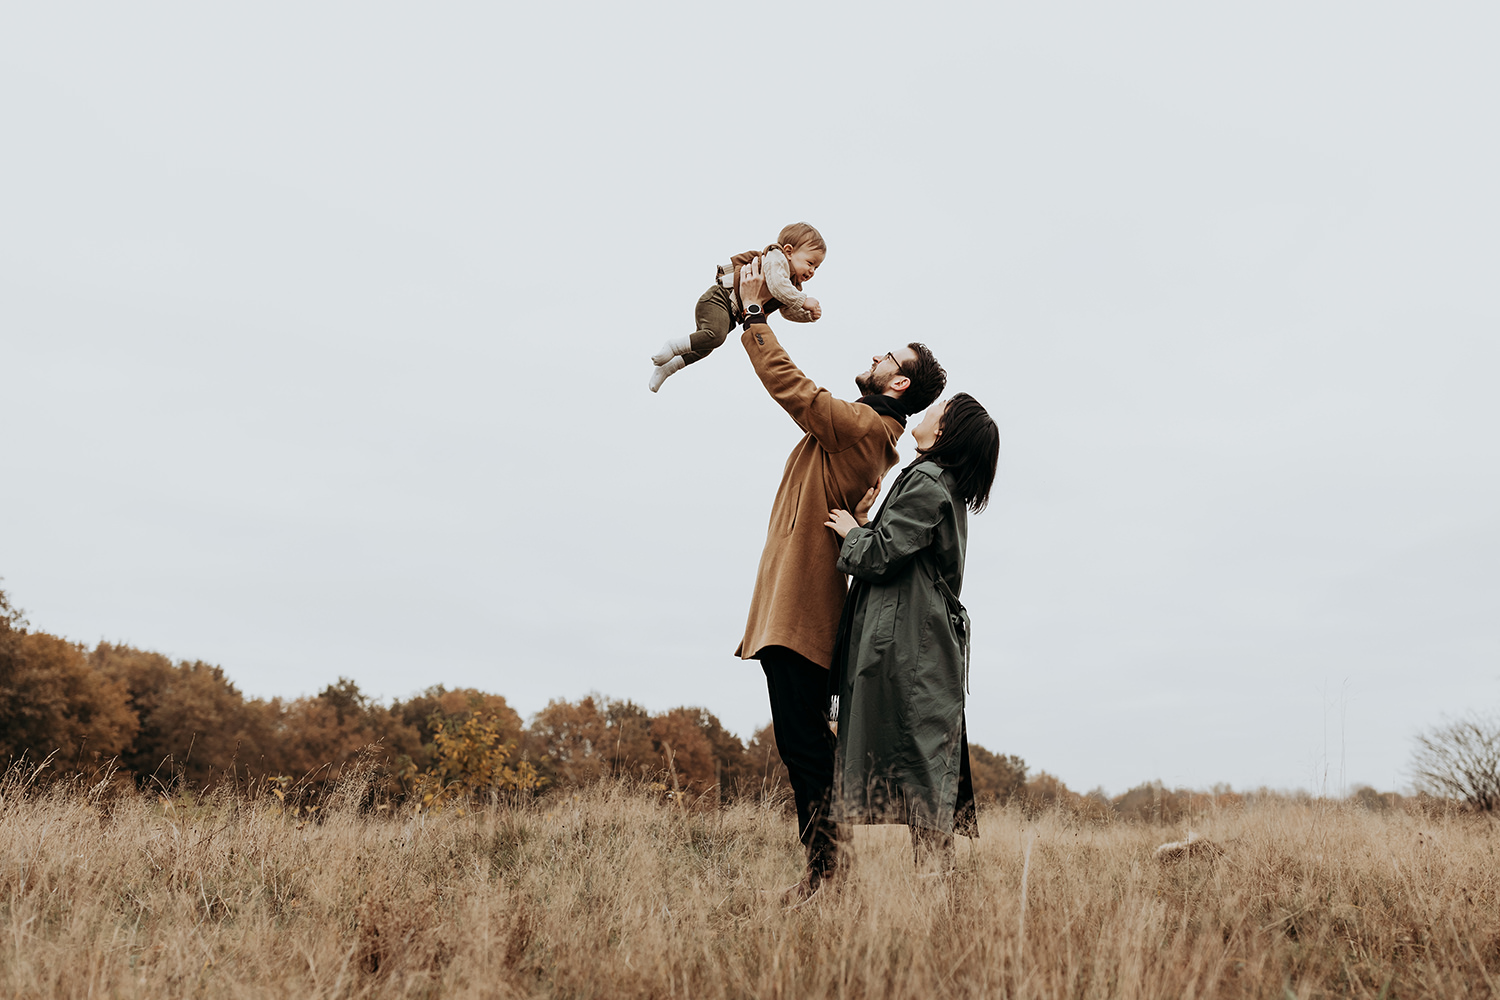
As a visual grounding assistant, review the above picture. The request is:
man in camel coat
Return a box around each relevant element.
[735,258,947,896]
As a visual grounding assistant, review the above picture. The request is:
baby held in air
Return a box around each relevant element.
[649,221,825,393]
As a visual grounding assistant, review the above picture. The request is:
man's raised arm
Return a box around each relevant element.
[742,324,872,453]
[737,257,873,453]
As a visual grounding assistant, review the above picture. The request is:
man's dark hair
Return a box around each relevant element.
[897,342,946,415]
[917,392,1000,512]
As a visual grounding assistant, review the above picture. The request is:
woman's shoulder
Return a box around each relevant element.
[906,464,966,509]
[906,458,942,479]
[905,460,950,486]
[895,461,958,504]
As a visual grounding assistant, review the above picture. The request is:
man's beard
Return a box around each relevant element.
[855,367,893,396]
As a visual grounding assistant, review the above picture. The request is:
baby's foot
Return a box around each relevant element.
[648,356,685,393]
[651,336,692,367]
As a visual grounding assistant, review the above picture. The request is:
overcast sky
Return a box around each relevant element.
[3,4,1496,796]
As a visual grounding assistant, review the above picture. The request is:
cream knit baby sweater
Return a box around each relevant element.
[718,247,816,323]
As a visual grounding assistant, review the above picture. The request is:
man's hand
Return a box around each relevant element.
[825,507,859,539]
[739,255,771,310]
[853,484,879,525]
[804,296,822,321]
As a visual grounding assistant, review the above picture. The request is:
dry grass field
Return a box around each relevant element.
[2,766,1497,999]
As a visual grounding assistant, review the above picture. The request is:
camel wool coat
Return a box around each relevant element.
[736,324,905,669]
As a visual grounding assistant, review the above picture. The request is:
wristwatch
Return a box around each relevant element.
[741,302,767,329]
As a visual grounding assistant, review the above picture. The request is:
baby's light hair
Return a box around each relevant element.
[777,222,826,255]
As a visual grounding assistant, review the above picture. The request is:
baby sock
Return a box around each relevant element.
[648,355,685,393]
[651,336,693,367]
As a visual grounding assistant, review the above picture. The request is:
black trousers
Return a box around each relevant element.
[760,645,840,880]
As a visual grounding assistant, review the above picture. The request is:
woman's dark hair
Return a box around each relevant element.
[896,342,946,415]
[917,392,1000,512]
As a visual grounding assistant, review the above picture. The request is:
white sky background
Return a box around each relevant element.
[2,4,1496,796]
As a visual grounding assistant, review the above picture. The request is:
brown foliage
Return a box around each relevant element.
[94,643,270,787]
[1021,770,1076,813]
[694,707,756,797]
[524,697,752,802]
[394,685,524,752]
[257,679,421,792]
[0,631,137,770]
[524,695,611,787]
[1112,781,1245,823]
[650,707,718,796]
[410,712,542,811]
[523,695,659,789]
[967,743,1027,803]
[744,723,786,793]
[601,698,658,778]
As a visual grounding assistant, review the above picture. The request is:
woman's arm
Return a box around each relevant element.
[833,474,949,584]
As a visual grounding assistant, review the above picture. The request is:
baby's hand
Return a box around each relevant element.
[805,296,822,320]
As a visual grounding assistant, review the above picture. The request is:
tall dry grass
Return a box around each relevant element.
[1,763,1497,999]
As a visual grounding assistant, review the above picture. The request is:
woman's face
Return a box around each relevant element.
[912,398,947,452]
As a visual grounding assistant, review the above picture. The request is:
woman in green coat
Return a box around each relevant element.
[824,392,1000,872]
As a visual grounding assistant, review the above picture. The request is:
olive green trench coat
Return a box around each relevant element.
[830,460,978,837]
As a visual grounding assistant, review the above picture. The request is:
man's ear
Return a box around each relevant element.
[890,374,912,394]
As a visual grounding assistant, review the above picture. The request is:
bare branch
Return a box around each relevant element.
[1412,714,1500,811]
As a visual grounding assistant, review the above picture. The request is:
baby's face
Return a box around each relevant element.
[784,244,825,285]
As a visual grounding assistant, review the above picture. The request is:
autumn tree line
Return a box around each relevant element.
[4,586,1429,814]
[2,587,1037,803]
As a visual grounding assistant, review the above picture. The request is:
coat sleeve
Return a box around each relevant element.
[762,249,807,310]
[741,324,881,453]
[837,474,949,584]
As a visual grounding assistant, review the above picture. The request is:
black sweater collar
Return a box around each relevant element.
[857,393,908,427]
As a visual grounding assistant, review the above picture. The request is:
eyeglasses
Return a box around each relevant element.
[882,352,906,375]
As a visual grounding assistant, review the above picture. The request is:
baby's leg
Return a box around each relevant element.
[649,287,736,392]
[652,287,735,367]
[678,286,736,366]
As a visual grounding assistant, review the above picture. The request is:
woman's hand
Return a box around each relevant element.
[827,485,879,538]
[739,255,771,309]
[825,507,859,538]
[853,484,880,525]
